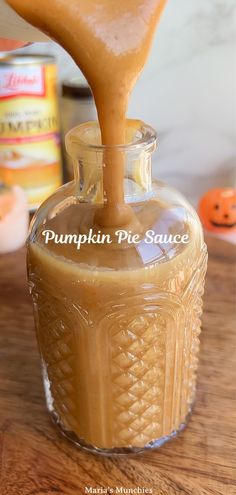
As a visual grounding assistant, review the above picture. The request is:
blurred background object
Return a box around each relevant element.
[61,77,97,180]
[19,0,236,205]
[0,183,28,253]
[0,0,48,42]
[199,188,236,244]
[0,38,28,50]
[199,188,236,234]
[0,54,62,210]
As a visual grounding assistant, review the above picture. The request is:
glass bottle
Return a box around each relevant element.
[27,120,207,455]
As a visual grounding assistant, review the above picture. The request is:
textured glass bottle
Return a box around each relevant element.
[27,120,207,455]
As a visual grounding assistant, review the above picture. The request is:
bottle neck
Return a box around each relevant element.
[66,120,157,205]
[74,149,153,205]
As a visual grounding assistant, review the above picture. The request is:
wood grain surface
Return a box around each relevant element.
[0,236,235,495]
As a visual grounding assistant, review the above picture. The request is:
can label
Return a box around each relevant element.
[0,62,62,210]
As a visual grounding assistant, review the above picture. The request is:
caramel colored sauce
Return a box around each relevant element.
[7,0,167,225]
[28,204,207,448]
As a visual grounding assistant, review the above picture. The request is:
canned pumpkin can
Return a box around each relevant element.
[0,54,62,210]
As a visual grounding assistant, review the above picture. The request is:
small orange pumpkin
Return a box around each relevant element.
[199,188,236,233]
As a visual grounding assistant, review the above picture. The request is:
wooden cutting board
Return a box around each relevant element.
[0,236,235,495]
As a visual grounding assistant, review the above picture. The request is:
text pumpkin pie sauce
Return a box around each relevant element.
[7,0,207,450]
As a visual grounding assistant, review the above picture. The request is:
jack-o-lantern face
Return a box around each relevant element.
[199,188,236,233]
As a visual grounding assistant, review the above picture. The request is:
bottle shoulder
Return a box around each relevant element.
[28,179,205,273]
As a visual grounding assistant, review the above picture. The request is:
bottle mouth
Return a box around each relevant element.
[66,119,157,155]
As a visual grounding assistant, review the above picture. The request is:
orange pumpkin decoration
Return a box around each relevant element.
[199,188,236,233]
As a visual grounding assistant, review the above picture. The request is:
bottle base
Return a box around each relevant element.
[49,409,191,456]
